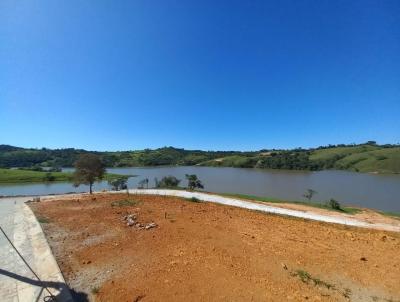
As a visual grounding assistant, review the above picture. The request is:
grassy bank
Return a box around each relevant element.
[219,193,363,215]
[0,168,129,184]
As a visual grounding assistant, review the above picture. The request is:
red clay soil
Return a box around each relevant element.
[30,194,400,302]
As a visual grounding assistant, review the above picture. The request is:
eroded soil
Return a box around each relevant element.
[30,194,400,302]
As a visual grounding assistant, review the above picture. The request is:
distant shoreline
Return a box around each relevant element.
[1,143,399,174]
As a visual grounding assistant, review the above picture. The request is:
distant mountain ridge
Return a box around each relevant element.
[0,143,399,174]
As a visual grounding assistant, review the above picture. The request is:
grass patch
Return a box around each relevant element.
[220,193,282,203]
[111,199,140,207]
[185,197,200,202]
[0,168,131,184]
[37,217,50,224]
[0,168,73,183]
[220,193,362,215]
[379,211,400,220]
[292,269,334,289]
[91,287,99,294]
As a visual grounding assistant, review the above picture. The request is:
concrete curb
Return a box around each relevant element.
[16,203,73,302]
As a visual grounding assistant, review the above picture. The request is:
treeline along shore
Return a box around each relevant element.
[0,141,399,174]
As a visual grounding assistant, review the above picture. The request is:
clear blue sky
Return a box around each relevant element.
[1,0,399,151]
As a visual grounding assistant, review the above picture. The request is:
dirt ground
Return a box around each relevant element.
[30,194,400,302]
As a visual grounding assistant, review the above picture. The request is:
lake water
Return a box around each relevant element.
[0,166,399,212]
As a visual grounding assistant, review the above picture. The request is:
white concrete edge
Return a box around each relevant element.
[111,189,399,232]
[19,203,74,302]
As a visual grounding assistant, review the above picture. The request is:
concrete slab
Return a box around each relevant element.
[0,197,73,302]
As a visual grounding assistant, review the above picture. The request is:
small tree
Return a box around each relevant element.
[108,176,128,191]
[44,172,55,182]
[328,199,342,211]
[138,178,149,189]
[73,154,105,194]
[303,189,317,201]
[185,174,204,190]
[155,176,180,188]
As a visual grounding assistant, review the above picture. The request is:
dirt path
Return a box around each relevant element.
[30,193,400,302]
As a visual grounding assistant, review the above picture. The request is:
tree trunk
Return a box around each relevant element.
[89,182,93,194]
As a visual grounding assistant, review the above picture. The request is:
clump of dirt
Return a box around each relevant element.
[30,194,400,302]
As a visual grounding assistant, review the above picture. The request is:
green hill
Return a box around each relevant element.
[0,143,399,174]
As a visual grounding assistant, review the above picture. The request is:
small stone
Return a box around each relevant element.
[127,217,135,226]
[360,257,367,261]
[281,263,288,270]
[145,222,157,230]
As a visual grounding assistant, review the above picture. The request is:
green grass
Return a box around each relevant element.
[37,217,50,223]
[110,199,140,207]
[91,287,99,294]
[337,147,400,173]
[379,211,400,220]
[199,155,259,168]
[310,145,379,161]
[220,193,362,215]
[310,146,400,173]
[0,168,73,183]
[292,269,335,289]
[0,168,130,184]
[183,196,201,203]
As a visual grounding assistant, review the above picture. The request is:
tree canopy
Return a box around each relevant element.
[185,174,204,190]
[73,154,105,194]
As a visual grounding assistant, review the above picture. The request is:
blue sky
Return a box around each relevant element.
[1,0,399,151]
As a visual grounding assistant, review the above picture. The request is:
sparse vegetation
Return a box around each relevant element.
[292,269,334,289]
[185,174,204,190]
[184,197,200,203]
[155,176,181,188]
[111,199,140,207]
[220,193,362,215]
[328,199,342,211]
[108,176,129,191]
[137,178,149,189]
[303,189,317,201]
[91,286,99,294]
[44,172,56,182]
[37,216,50,223]
[378,211,400,220]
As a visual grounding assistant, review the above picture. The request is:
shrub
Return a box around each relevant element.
[185,174,204,190]
[302,189,317,201]
[137,178,149,189]
[155,176,180,188]
[327,199,342,211]
[111,199,139,207]
[38,217,50,223]
[44,172,55,182]
[108,176,128,191]
[91,287,99,294]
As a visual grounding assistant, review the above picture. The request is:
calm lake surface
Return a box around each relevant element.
[0,166,399,212]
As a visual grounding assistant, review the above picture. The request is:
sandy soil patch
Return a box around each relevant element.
[30,194,400,302]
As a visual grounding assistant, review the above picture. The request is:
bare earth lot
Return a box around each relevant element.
[30,194,400,302]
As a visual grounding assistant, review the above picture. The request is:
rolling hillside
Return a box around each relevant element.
[0,143,399,174]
